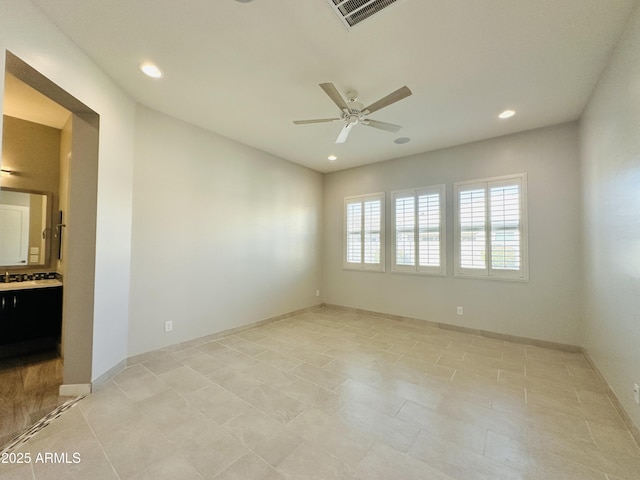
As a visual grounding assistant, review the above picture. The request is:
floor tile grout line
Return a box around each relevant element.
[585,419,597,445]
[78,396,124,480]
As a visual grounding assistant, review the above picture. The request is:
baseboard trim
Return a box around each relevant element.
[582,351,640,448]
[321,303,581,352]
[58,383,91,396]
[91,359,127,392]
[438,322,581,353]
[126,304,324,366]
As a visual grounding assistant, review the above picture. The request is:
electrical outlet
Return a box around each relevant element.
[634,383,639,405]
[316,290,320,297]
[164,321,173,333]
[456,306,463,315]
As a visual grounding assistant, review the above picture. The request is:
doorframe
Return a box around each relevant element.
[3,51,100,390]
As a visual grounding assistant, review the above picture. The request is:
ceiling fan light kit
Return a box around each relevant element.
[293,82,412,144]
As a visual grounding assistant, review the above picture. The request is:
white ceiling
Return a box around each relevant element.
[29,0,636,173]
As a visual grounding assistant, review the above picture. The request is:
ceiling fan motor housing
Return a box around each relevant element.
[293,82,411,143]
[345,113,360,125]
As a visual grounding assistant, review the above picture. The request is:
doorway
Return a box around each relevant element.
[1,51,99,399]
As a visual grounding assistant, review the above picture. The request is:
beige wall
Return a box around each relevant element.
[1,115,60,194]
[1,115,60,268]
[128,106,323,356]
[323,123,583,346]
[61,113,99,383]
[580,1,640,431]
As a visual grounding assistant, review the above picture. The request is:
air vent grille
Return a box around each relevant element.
[326,0,400,29]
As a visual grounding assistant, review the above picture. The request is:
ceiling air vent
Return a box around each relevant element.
[325,0,401,29]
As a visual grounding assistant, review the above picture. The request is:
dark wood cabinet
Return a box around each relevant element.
[0,286,63,356]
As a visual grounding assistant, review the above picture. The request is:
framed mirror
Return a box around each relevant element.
[0,187,52,267]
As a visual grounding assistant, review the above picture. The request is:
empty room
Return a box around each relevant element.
[0,1,639,479]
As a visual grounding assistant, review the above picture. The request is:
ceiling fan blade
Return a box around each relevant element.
[319,83,350,112]
[362,119,402,133]
[335,123,354,144]
[363,86,412,114]
[293,118,341,125]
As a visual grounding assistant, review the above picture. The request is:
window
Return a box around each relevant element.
[454,173,528,281]
[392,185,445,275]
[344,193,385,271]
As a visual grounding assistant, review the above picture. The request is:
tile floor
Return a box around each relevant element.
[1,307,639,479]
[0,351,67,447]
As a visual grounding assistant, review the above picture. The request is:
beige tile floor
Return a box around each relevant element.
[1,307,639,479]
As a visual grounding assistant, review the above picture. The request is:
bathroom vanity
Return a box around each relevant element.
[0,279,63,357]
[0,185,64,357]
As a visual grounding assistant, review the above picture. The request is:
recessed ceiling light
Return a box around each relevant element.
[139,63,163,79]
[328,155,337,161]
[499,109,516,119]
[394,137,411,144]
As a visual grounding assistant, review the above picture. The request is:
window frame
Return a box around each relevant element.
[343,192,385,272]
[454,173,528,282]
[391,184,446,276]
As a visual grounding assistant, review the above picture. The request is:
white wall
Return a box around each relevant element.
[0,0,135,381]
[128,106,323,356]
[323,123,583,345]
[580,1,640,431]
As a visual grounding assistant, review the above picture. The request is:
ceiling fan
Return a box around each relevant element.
[293,82,412,144]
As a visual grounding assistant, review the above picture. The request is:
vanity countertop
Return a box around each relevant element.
[0,279,63,292]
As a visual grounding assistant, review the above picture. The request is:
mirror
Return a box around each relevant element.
[0,187,52,267]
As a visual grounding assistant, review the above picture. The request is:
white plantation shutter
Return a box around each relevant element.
[455,174,528,281]
[418,191,442,268]
[363,199,382,264]
[459,186,487,272]
[344,193,385,271]
[392,185,445,275]
[346,202,362,264]
[395,195,415,266]
[490,184,521,270]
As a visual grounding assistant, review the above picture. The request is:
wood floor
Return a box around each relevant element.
[0,350,67,447]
